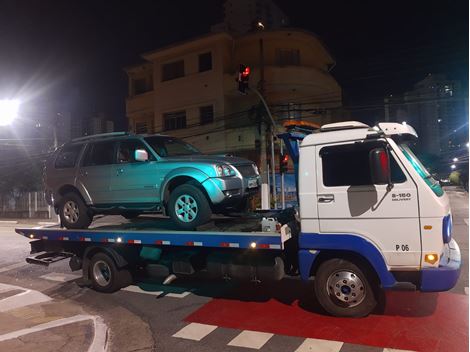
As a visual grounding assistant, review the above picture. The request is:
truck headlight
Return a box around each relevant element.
[216,164,236,177]
[442,214,452,244]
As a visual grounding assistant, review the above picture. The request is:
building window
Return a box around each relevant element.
[133,78,152,95]
[276,49,300,66]
[135,122,149,134]
[321,143,406,187]
[162,60,184,81]
[199,105,214,125]
[164,111,186,131]
[198,52,212,72]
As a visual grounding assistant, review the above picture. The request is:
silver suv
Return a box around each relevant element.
[44,132,260,230]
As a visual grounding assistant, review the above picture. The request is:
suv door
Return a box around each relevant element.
[316,140,421,268]
[77,141,116,204]
[109,139,160,204]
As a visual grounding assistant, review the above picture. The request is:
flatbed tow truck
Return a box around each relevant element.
[15,121,461,317]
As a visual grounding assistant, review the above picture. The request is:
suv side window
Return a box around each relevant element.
[55,144,83,169]
[117,139,154,163]
[321,143,406,187]
[82,141,116,167]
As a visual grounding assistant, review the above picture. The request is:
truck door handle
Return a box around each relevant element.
[318,194,334,203]
[116,168,124,176]
[80,171,88,177]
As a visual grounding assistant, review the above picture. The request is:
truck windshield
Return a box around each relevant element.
[144,136,201,157]
[398,144,444,197]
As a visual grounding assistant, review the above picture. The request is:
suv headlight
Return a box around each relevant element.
[216,164,236,177]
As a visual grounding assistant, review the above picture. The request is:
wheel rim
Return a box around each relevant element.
[326,270,366,307]
[63,200,80,223]
[93,260,111,287]
[174,194,198,223]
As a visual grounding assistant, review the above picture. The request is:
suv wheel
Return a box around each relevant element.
[59,192,92,229]
[168,184,211,230]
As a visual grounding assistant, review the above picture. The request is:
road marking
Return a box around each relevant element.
[228,330,274,349]
[166,291,191,298]
[122,285,164,296]
[464,219,469,226]
[465,287,469,295]
[0,314,108,352]
[40,272,82,282]
[383,348,416,352]
[172,322,217,341]
[0,283,51,312]
[295,338,343,352]
[0,220,18,224]
[37,221,58,226]
[0,262,28,273]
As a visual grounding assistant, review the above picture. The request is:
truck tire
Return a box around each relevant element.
[89,252,132,293]
[59,192,92,229]
[168,184,212,230]
[314,258,378,317]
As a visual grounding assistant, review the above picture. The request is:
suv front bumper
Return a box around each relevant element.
[420,239,461,292]
[202,175,260,204]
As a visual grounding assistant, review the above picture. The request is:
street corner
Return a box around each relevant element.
[180,288,468,352]
[0,282,108,352]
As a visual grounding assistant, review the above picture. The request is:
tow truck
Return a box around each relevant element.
[15,121,461,317]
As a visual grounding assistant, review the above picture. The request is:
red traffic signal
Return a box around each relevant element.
[279,153,289,174]
[237,64,250,94]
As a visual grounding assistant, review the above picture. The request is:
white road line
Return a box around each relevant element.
[0,314,108,352]
[228,330,274,349]
[40,272,82,282]
[37,222,58,226]
[0,283,51,312]
[172,322,217,341]
[295,338,343,352]
[465,287,469,295]
[166,291,191,298]
[0,262,28,273]
[122,285,163,296]
[464,219,469,226]
[383,348,416,352]
[0,220,18,224]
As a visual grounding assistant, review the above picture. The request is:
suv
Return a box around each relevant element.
[44,132,260,230]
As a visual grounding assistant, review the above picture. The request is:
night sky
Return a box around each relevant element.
[0,0,468,129]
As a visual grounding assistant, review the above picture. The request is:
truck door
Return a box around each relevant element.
[109,139,160,204]
[78,141,115,204]
[315,140,421,268]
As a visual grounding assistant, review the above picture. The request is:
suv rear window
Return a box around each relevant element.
[82,141,116,166]
[55,144,83,169]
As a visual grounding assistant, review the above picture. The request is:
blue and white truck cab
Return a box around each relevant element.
[16,121,460,318]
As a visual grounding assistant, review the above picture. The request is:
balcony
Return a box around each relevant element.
[126,91,154,115]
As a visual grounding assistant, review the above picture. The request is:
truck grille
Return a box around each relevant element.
[235,164,258,177]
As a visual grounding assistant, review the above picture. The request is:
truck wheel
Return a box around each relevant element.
[168,184,211,230]
[89,252,132,293]
[314,258,378,317]
[59,192,92,229]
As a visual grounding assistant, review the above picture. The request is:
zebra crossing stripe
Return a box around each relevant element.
[172,322,217,341]
[294,338,343,352]
[228,330,274,349]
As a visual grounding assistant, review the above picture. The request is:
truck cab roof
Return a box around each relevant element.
[300,121,418,147]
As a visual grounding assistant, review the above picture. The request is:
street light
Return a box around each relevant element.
[451,164,456,169]
[453,157,458,162]
[0,99,20,126]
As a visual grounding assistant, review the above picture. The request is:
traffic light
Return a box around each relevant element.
[237,64,250,94]
[279,153,289,174]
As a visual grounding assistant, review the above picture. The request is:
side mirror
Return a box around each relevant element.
[369,148,392,187]
[135,149,148,162]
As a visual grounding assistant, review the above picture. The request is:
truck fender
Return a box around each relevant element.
[160,168,210,203]
[298,232,397,288]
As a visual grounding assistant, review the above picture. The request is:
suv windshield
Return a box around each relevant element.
[144,136,200,157]
[399,143,444,197]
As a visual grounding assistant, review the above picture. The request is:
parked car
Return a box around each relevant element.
[44,132,260,230]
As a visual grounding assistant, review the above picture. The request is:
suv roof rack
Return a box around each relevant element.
[71,131,130,142]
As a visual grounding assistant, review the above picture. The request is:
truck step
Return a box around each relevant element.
[26,251,74,266]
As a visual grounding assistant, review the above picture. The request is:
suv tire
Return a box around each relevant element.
[59,192,92,229]
[168,184,211,230]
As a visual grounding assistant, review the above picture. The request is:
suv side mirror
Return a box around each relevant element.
[135,149,148,162]
[369,147,392,187]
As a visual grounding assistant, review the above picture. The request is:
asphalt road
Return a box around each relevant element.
[0,186,467,352]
